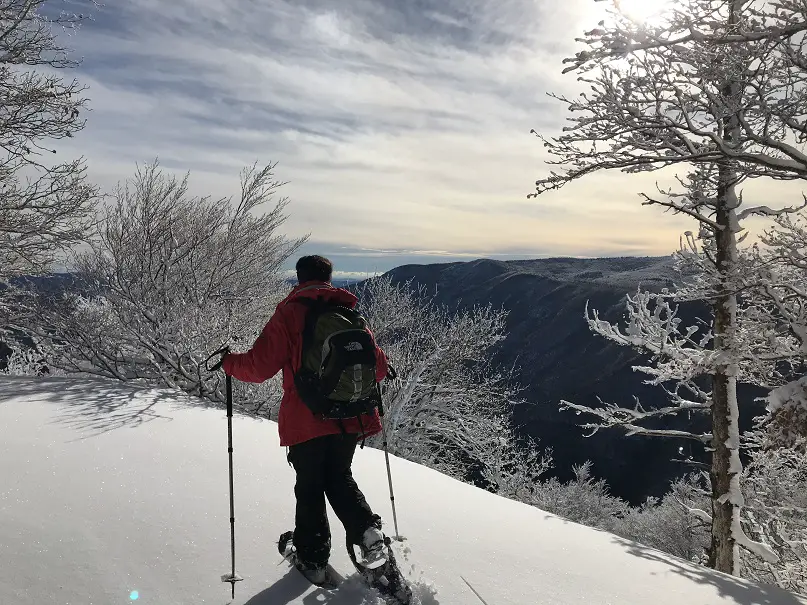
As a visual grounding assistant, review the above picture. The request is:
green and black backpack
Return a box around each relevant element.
[293,297,381,420]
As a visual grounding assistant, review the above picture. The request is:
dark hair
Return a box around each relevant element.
[296,255,333,284]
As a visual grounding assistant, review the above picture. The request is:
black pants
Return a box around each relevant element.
[288,433,380,566]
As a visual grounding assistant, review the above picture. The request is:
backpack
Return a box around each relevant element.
[293,297,381,420]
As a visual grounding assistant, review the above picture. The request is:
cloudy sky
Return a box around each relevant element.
[51,0,699,274]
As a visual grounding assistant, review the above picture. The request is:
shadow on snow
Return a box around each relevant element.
[611,535,806,605]
[243,565,441,605]
[0,375,203,439]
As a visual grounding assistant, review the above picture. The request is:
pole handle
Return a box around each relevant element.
[205,345,230,372]
[226,375,233,416]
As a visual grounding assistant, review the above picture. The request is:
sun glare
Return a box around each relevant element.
[615,0,670,23]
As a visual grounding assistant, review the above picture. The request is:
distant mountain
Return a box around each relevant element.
[284,277,360,288]
[383,257,764,504]
[6,264,764,503]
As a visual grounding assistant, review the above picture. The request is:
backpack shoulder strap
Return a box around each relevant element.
[296,297,323,368]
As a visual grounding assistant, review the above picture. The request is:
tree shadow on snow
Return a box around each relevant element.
[611,535,807,605]
[0,375,185,439]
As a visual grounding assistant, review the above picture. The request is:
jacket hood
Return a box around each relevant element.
[285,281,358,308]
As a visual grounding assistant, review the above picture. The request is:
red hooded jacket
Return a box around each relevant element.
[222,281,387,446]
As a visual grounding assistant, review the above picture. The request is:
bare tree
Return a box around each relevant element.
[37,160,304,408]
[737,212,807,453]
[356,276,550,493]
[0,1,99,325]
[741,443,807,593]
[725,210,807,589]
[529,0,807,573]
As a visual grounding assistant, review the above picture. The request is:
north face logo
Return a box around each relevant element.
[344,342,363,351]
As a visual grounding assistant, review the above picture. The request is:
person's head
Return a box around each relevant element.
[296,255,333,284]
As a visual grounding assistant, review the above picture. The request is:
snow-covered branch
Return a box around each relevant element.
[531,1,807,200]
[566,1,807,73]
[356,275,550,491]
[740,444,807,593]
[561,397,712,443]
[736,200,807,222]
[0,1,100,326]
[34,160,303,410]
[528,0,807,576]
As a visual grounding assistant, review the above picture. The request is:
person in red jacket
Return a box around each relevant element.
[221,255,389,584]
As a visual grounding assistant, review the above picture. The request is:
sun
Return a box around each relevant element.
[614,0,671,23]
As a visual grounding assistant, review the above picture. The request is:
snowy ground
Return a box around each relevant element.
[1,376,805,605]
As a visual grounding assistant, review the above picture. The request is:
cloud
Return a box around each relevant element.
[282,268,379,281]
[45,0,801,270]
[283,242,517,276]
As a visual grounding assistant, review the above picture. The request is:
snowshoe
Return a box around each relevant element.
[278,530,341,590]
[347,534,413,605]
[360,526,388,569]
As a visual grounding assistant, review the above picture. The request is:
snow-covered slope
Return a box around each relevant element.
[1,376,804,605]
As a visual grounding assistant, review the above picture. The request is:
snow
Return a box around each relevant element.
[1,376,806,605]
[767,377,807,415]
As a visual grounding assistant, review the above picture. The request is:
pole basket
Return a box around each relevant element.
[221,572,244,599]
[221,572,244,583]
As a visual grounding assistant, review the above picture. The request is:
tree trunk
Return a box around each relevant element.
[710,167,742,573]
[709,1,744,574]
[709,291,736,573]
[708,128,742,572]
[709,285,745,572]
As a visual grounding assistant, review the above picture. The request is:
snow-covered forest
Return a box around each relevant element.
[3,0,807,600]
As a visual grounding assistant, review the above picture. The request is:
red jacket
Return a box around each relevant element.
[223,281,387,446]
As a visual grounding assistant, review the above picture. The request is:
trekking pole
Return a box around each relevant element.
[381,419,402,541]
[221,374,243,597]
[379,364,402,540]
[205,348,243,599]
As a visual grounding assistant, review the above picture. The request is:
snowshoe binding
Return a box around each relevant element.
[278,530,340,589]
[360,526,389,569]
[348,533,413,605]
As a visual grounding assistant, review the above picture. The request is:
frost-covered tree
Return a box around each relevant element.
[751,211,807,449]
[0,341,51,375]
[37,160,303,408]
[355,275,550,493]
[0,1,98,326]
[616,474,712,563]
[726,211,807,589]
[530,461,631,531]
[530,465,711,563]
[530,0,807,573]
[740,445,807,593]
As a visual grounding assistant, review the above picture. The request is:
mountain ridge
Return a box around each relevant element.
[381,255,760,504]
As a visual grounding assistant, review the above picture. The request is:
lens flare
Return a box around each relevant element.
[616,0,669,23]
[129,590,139,601]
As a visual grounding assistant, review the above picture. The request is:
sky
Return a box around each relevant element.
[48,0,712,274]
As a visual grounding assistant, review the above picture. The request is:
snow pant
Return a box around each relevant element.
[287,433,380,567]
